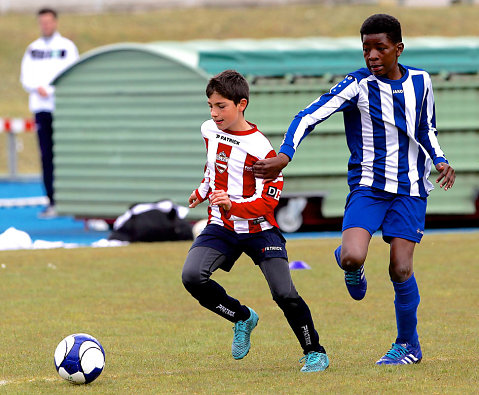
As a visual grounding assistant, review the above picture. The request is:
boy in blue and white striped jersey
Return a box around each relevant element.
[254,14,455,365]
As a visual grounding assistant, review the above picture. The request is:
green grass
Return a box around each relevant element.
[0,233,477,393]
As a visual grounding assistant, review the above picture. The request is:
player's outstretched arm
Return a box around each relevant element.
[253,153,290,182]
[435,162,456,191]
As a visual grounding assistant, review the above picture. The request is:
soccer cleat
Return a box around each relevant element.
[376,342,422,365]
[299,351,329,372]
[232,307,259,360]
[334,245,367,301]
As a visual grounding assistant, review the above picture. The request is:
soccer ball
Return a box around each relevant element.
[192,218,208,238]
[54,333,105,384]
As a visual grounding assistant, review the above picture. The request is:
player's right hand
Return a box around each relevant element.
[37,86,49,97]
[253,153,290,182]
[189,190,200,208]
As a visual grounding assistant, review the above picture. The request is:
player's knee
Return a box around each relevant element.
[269,282,299,304]
[389,264,413,283]
[341,250,366,271]
[181,264,203,292]
[273,295,302,313]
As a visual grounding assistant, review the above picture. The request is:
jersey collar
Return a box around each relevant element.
[223,122,258,136]
[374,63,410,84]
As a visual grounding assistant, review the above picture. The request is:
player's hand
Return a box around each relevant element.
[209,189,232,211]
[188,190,201,208]
[37,86,49,97]
[253,152,290,182]
[435,162,455,191]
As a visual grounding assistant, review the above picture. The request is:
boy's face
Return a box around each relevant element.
[362,33,404,80]
[207,91,247,131]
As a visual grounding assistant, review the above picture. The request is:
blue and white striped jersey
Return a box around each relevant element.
[280,65,448,197]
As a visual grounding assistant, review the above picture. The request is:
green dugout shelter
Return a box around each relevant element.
[53,37,479,227]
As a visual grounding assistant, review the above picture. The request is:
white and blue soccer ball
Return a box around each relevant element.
[54,333,105,384]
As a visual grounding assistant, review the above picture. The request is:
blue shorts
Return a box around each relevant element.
[342,186,427,243]
[191,224,288,271]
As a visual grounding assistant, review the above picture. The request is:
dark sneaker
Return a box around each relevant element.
[231,307,258,360]
[376,342,422,365]
[334,245,367,301]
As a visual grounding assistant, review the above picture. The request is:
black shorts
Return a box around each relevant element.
[190,224,288,271]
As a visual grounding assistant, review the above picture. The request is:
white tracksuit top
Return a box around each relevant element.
[20,31,79,113]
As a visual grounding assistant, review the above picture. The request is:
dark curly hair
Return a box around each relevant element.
[360,14,402,44]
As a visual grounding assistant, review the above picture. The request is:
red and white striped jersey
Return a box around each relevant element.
[195,119,283,234]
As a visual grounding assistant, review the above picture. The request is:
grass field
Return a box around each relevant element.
[1,233,477,393]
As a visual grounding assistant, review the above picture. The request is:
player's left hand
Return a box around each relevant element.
[435,162,455,191]
[209,189,232,211]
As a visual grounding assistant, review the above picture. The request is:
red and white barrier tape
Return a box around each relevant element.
[0,118,36,133]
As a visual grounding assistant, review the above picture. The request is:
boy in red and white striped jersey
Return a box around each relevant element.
[182,70,329,372]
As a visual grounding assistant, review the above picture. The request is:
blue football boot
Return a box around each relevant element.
[376,342,422,365]
[334,245,367,301]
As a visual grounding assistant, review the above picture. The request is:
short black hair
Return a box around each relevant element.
[38,8,58,19]
[360,14,402,44]
[206,70,249,110]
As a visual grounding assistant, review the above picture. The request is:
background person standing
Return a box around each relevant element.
[20,8,79,218]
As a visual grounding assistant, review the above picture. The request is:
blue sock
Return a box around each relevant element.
[392,273,420,346]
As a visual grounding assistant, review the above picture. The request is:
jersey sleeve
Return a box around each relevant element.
[225,150,283,221]
[194,128,211,203]
[417,76,448,165]
[20,46,37,93]
[225,175,283,221]
[66,41,80,67]
[194,167,211,203]
[279,75,359,160]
